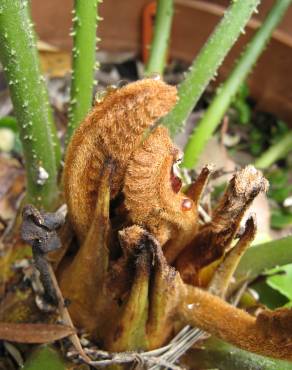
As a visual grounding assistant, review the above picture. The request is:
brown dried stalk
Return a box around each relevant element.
[185,164,212,207]
[208,215,257,298]
[176,165,269,285]
[21,205,90,362]
[21,205,64,305]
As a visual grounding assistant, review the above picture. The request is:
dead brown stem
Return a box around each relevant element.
[21,205,89,361]
[176,166,268,285]
[208,215,257,298]
[186,165,213,205]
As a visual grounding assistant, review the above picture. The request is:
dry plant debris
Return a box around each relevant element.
[12,78,292,366]
[0,322,74,343]
[21,204,65,306]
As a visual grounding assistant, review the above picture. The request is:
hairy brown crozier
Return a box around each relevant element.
[63,79,177,242]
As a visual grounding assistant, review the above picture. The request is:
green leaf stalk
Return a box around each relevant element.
[161,0,261,137]
[255,131,292,169]
[66,0,102,145]
[182,0,292,168]
[186,337,292,370]
[145,0,174,76]
[0,0,61,209]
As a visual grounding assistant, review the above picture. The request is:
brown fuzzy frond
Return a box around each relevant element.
[123,126,198,256]
[63,79,177,241]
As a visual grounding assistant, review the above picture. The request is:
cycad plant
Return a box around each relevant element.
[0,0,292,369]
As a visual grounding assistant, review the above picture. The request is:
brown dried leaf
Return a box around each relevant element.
[59,164,111,333]
[0,157,25,224]
[146,235,181,349]
[40,51,71,77]
[0,322,74,343]
[106,227,150,351]
[37,39,71,77]
[107,226,181,351]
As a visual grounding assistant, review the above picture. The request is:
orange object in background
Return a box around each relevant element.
[31,0,292,126]
[142,1,171,66]
[142,1,156,64]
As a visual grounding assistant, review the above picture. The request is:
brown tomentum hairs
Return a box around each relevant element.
[63,79,177,242]
[56,78,292,361]
[123,125,198,260]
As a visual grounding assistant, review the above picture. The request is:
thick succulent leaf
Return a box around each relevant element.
[266,264,292,305]
[235,236,292,281]
[252,279,288,310]
[23,346,66,370]
[183,337,292,370]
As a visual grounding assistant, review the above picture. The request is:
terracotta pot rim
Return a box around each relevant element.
[175,0,292,48]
